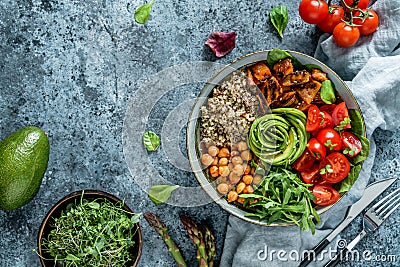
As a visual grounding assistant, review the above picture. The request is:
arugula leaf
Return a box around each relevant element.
[270,6,289,38]
[135,0,154,24]
[143,131,160,151]
[148,184,179,204]
[320,80,336,104]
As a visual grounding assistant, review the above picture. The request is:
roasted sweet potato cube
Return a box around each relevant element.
[311,69,328,82]
[251,62,272,82]
[295,80,322,104]
[282,70,310,86]
[273,58,294,79]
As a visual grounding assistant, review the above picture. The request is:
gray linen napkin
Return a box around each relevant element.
[220,1,400,266]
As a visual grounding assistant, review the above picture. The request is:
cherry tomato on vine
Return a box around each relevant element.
[353,9,379,36]
[342,0,370,9]
[317,5,345,33]
[332,102,351,129]
[301,163,321,185]
[313,183,341,206]
[317,128,342,151]
[319,152,350,183]
[341,131,362,157]
[299,0,329,24]
[333,22,360,48]
[307,138,326,160]
[306,104,322,132]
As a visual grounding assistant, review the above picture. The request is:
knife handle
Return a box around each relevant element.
[324,247,348,267]
[298,239,330,267]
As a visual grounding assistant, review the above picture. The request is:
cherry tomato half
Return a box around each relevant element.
[299,0,329,24]
[320,104,337,115]
[342,0,370,9]
[319,152,350,183]
[341,131,362,157]
[306,104,322,132]
[313,183,341,206]
[319,111,334,129]
[353,9,379,36]
[292,148,316,172]
[333,22,360,48]
[317,5,345,34]
[307,138,326,160]
[317,128,342,151]
[301,163,321,185]
[332,102,351,129]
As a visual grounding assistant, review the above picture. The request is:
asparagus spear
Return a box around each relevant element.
[179,214,214,267]
[202,224,216,267]
[143,213,187,267]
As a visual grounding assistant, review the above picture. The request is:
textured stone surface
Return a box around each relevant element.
[0,0,398,267]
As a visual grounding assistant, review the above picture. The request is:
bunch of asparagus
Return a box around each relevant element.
[143,213,216,267]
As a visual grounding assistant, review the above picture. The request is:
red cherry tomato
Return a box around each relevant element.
[313,183,341,206]
[301,163,322,184]
[341,131,362,157]
[320,104,337,115]
[353,9,379,36]
[299,0,329,24]
[319,111,334,129]
[317,128,342,151]
[306,104,322,132]
[292,148,316,172]
[319,152,350,183]
[333,22,360,48]
[317,5,345,33]
[332,102,351,129]
[342,0,370,9]
[307,138,326,160]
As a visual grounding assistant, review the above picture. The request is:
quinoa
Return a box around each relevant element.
[200,71,261,147]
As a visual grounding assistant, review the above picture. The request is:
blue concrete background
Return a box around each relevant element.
[0,0,398,266]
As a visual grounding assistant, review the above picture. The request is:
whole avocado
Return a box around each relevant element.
[0,126,50,210]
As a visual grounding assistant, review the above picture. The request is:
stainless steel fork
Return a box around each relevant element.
[325,186,400,267]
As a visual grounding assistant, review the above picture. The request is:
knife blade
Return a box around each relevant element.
[298,177,397,267]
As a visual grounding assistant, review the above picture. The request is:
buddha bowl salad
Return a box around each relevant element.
[199,49,370,233]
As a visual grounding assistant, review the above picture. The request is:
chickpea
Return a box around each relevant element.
[218,157,229,166]
[218,147,230,158]
[237,141,248,151]
[243,185,254,194]
[231,150,240,157]
[237,197,245,205]
[241,150,252,161]
[208,146,219,157]
[232,164,244,176]
[242,175,253,185]
[244,164,251,175]
[216,176,227,184]
[227,191,239,202]
[236,182,246,194]
[219,166,230,177]
[253,174,263,185]
[231,144,238,151]
[231,156,243,165]
[201,154,214,166]
[217,183,229,195]
[209,166,219,178]
[229,172,241,184]
[228,163,234,171]
[211,157,219,166]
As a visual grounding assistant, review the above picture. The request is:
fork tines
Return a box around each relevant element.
[371,187,400,220]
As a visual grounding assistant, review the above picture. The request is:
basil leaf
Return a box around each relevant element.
[350,134,370,165]
[348,109,365,136]
[270,6,289,38]
[267,48,303,70]
[143,131,160,151]
[148,184,179,204]
[134,0,154,24]
[339,164,362,193]
[304,64,322,71]
[320,80,336,104]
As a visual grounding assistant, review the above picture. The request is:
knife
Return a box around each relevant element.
[298,177,397,267]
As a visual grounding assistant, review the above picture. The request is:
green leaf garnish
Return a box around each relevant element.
[148,184,180,204]
[270,6,289,38]
[134,0,154,24]
[143,131,160,151]
[334,117,351,132]
[320,80,336,104]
